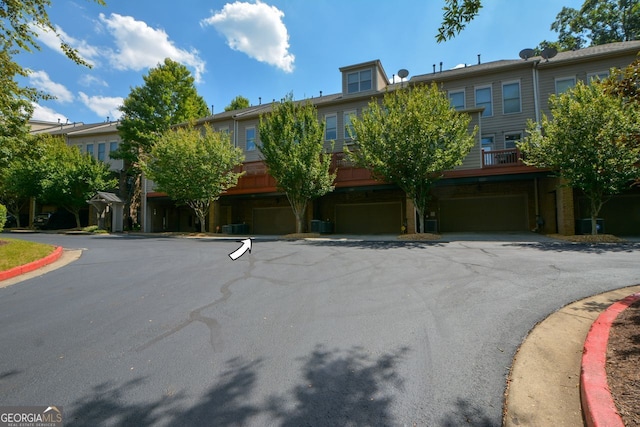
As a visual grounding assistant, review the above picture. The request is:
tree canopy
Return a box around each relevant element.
[0,0,104,168]
[112,57,210,226]
[142,126,244,233]
[258,95,336,234]
[437,0,482,42]
[348,83,476,233]
[519,81,640,234]
[38,137,117,228]
[114,58,210,166]
[225,95,250,111]
[437,0,640,50]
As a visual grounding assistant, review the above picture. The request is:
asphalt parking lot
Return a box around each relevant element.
[1,233,639,426]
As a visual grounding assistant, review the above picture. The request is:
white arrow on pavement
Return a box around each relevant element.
[228,238,252,261]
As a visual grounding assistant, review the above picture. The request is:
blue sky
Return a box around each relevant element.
[20,0,583,124]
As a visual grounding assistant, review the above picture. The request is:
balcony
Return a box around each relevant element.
[482,148,523,168]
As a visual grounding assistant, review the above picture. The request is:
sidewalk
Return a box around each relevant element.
[503,284,640,426]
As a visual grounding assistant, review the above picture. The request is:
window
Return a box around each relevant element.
[588,71,609,83]
[475,86,492,117]
[246,127,256,151]
[504,133,521,149]
[109,142,118,159]
[344,110,357,140]
[448,90,465,110]
[555,77,576,94]
[98,143,105,161]
[502,81,521,114]
[325,114,337,141]
[347,69,372,94]
[481,136,494,151]
[86,144,94,157]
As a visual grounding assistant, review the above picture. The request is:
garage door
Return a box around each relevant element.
[253,207,295,234]
[335,202,402,234]
[439,194,528,232]
[582,194,640,235]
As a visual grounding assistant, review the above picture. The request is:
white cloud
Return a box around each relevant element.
[78,92,124,120]
[28,70,74,103]
[99,13,206,82]
[31,103,69,123]
[33,23,100,66]
[79,74,109,88]
[201,1,295,73]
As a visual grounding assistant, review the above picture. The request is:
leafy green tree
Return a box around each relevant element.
[225,95,250,111]
[437,0,482,42]
[113,58,210,226]
[258,95,336,234]
[0,204,6,232]
[39,137,117,228]
[550,1,640,50]
[602,57,640,105]
[0,0,104,168]
[347,84,476,234]
[0,133,50,227]
[519,81,640,235]
[141,126,244,233]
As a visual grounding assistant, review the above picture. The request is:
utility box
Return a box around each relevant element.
[575,218,604,235]
[425,219,438,233]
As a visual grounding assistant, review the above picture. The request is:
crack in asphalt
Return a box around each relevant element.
[135,257,256,353]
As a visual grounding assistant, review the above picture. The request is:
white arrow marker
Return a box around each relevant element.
[229,238,252,261]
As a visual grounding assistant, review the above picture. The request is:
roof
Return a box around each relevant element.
[411,40,640,82]
[88,191,124,204]
[31,121,119,136]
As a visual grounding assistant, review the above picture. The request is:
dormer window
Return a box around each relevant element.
[347,70,372,94]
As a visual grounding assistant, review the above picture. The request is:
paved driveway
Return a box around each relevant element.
[1,233,639,426]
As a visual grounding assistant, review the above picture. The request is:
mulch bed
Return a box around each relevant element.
[606,297,640,426]
[548,234,627,243]
[397,233,441,241]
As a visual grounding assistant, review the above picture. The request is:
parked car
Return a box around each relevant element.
[3,213,18,229]
[33,213,52,229]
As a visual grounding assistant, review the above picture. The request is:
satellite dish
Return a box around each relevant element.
[397,69,409,79]
[519,48,535,60]
[541,47,558,61]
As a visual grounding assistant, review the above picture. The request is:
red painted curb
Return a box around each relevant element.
[0,246,63,282]
[581,292,640,427]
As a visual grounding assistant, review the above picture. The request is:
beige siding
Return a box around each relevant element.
[67,133,124,172]
[537,53,639,117]
[237,118,261,162]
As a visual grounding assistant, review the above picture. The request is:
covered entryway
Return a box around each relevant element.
[335,202,402,234]
[253,207,296,234]
[439,194,528,232]
[87,192,124,232]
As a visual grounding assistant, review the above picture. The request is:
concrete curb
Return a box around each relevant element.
[581,292,640,427]
[0,246,63,281]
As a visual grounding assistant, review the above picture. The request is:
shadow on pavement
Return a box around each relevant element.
[302,239,444,250]
[503,242,640,254]
[67,346,410,426]
[440,398,496,427]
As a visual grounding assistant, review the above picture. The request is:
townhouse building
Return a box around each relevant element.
[143,40,640,235]
[28,40,640,235]
[27,120,124,228]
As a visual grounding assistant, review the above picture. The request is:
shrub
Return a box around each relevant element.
[0,204,6,233]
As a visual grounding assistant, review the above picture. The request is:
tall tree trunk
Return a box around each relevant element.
[590,194,603,235]
[71,209,81,229]
[291,199,307,234]
[198,212,206,233]
[413,195,427,234]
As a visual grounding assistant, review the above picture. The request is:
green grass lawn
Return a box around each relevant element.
[0,238,56,271]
